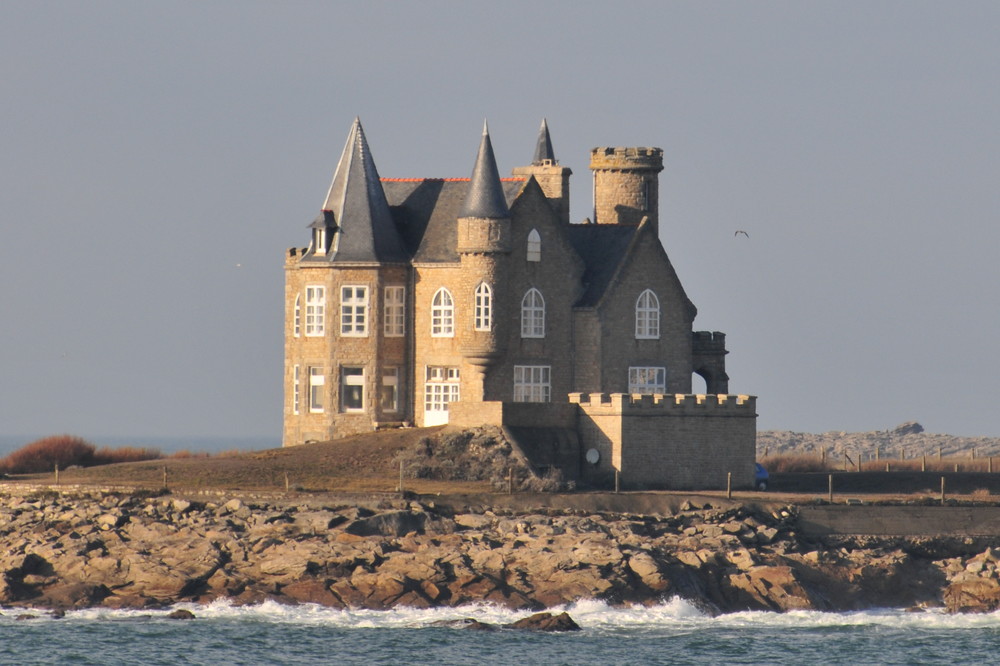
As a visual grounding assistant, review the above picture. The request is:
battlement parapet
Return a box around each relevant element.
[692,330,727,353]
[569,392,755,415]
[589,147,663,172]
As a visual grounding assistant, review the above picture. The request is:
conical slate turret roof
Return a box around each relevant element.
[459,121,510,219]
[317,118,408,263]
[532,118,555,165]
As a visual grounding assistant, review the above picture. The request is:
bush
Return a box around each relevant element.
[760,453,833,474]
[0,436,166,474]
[0,435,96,474]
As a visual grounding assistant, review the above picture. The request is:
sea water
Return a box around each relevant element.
[3,599,999,665]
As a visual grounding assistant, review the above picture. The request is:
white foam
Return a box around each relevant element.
[7,599,1000,631]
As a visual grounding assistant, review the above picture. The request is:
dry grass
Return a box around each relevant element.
[11,426,494,494]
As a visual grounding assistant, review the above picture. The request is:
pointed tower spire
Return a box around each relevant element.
[312,118,407,262]
[511,118,572,224]
[460,120,510,219]
[532,118,556,165]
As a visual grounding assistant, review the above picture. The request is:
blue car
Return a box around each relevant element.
[754,463,769,491]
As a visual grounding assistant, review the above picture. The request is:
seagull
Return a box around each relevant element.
[734,230,749,238]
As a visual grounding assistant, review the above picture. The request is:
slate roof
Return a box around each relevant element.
[382,179,524,263]
[459,122,511,219]
[566,224,639,307]
[532,118,556,164]
[308,118,409,264]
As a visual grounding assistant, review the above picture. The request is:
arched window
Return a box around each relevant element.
[474,282,493,331]
[635,289,660,339]
[527,229,541,262]
[521,288,545,338]
[293,294,301,337]
[431,288,454,337]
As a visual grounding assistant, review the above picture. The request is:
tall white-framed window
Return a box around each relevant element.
[635,289,660,339]
[514,365,551,403]
[527,229,541,262]
[474,282,493,331]
[384,286,405,337]
[292,364,300,415]
[293,295,301,338]
[381,367,399,412]
[309,367,325,413]
[305,286,326,336]
[521,288,545,338]
[341,286,369,336]
[629,366,666,394]
[314,227,327,256]
[431,288,454,337]
[340,366,365,412]
[424,366,460,413]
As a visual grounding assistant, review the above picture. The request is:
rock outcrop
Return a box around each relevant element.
[1,489,999,613]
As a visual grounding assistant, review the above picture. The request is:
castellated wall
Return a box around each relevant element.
[571,393,757,490]
[451,393,757,491]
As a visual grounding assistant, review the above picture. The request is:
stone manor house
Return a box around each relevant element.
[283,119,757,489]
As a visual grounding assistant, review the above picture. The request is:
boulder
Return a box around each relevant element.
[943,578,1000,613]
[506,611,580,632]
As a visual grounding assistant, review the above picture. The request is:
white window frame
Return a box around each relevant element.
[309,367,325,413]
[384,286,405,337]
[314,227,327,256]
[629,366,666,394]
[293,294,301,338]
[527,229,541,262]
[292,364,300,415]
[340,366,365,413]
[474,282,493,331]
[431,288,455,337]
[635,289,660,340]
[305,286,325,337]
[424,366,460,412]
[340,285,369,337]
[514,365,551,403]
[521,288,545,339]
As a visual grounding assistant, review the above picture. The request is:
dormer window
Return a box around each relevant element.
[527,229,541,262]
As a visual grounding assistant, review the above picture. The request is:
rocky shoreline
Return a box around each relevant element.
[3,488,1000,616]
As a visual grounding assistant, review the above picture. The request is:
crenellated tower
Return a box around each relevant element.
[589,146,663,231]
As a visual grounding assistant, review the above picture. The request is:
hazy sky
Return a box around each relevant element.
[2,1,999,445]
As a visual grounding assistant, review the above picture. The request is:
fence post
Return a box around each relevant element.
[727,472,732,499]
[162,466,167,489]
[508,467,513,495]
[828,474,833,503]
[886,462,890,472]
[955,463,960,473]
[876,447,880,461]
[938,445,942,460]
[922,455,926,472]
[284,472,289,492]
[615,469,620,494]
[822,448,827,465]
[991,457,994,474]
[941,476,946,505]
[54,463,59,485]
[398,459,404,493]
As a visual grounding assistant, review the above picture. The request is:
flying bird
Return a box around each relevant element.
[734,230,749,238]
